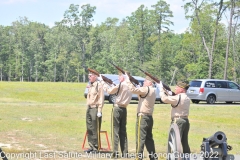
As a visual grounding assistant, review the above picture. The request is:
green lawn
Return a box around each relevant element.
[0,82,239,159]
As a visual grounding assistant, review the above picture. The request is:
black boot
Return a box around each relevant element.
[91,150,99,154]
[84,148,93,153]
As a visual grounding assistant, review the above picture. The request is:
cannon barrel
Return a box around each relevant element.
[207,131,226,148]
[201,131,234,160]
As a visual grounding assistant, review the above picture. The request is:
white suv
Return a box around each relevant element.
[187,79,240,104]
[84,74,161,103]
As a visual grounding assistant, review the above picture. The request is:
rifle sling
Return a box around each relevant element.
[140,86,149,99]
[115,82,121,96]
[95,82,99,92]
[171,95,181,108]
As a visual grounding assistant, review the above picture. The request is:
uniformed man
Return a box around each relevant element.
[125,75,158,160]
[158,81,191,154]
[101,71,132,158]
[85,69,105,153]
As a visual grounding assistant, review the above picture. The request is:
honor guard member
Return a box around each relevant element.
[85,69,105,153]
[158,81,191,154]
[101,71,132,158]
[125,74,158,160]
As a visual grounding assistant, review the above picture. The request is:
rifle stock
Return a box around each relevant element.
[138,68,176,95]
[87,68,115,86]
[109,62,139,85]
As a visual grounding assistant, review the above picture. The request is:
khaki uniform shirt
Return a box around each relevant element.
[126,80,156,115]
[87,81,104,113]
[160,88,190,119]
[103,81,132,107]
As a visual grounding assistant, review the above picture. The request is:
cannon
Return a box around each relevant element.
[201,131,234,160]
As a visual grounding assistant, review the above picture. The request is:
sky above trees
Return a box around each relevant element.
[0,0,189,33]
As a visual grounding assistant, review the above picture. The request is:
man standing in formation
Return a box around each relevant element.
[126,74,158,160]
[85,69,105,153]
[84,67,191,160]
[158,81,191,154]
[101,71,132,158]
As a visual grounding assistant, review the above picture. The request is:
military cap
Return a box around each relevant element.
[177,81,190,90]
[88,68,99,76]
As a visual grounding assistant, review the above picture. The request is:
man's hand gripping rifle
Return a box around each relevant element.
[109,62,139,86]
[138,68,176,96]
[88,68,115,86]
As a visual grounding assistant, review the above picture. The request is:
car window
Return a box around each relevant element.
[228,82,239,89]
[204,81,216,88]
[190,81,202,87]
[112,79,120,84]
[215,81,227,88]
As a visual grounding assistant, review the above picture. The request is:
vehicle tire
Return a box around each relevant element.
[192,100,200,104]
[108,94,116,104]
[206,95,216,104]
[226,101,233,104]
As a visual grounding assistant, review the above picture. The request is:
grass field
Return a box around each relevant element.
[0,82,239,160]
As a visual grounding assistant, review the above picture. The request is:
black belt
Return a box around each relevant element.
[171,116,188,121]
[138,112,152,116]
[113,104,126,108]
[88,105,98,108]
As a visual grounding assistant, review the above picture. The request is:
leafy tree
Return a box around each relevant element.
[145,0,175,84]
[1,1,240,84]
[230,0,240,82]
[184,0,227,78]
[62,4,96,82]
[11,17,33,81]
[127,5,152,64]
[0,25,14,81]
[151,0,174,42]
[224,0,238,80]
[27,22,49,81]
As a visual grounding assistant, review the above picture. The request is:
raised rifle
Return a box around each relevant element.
[109,62,139,85]
[88,68,115,86]
[138,68,176,95]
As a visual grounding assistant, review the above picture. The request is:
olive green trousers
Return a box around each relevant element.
[86,107,102,151]
[136,115,157,160]
[111,106,128,157]
[171,118,191,153]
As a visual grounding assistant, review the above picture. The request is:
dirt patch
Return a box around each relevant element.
[21,118,33,121]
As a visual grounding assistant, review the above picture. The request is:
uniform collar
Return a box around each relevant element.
[90,81,98,86]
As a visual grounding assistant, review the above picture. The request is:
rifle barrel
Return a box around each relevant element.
[138,68,176,95]
[110,62,139,85]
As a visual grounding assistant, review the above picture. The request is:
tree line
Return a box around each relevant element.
[0,0,240,85]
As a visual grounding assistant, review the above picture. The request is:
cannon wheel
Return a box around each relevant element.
[167,123,183,160]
